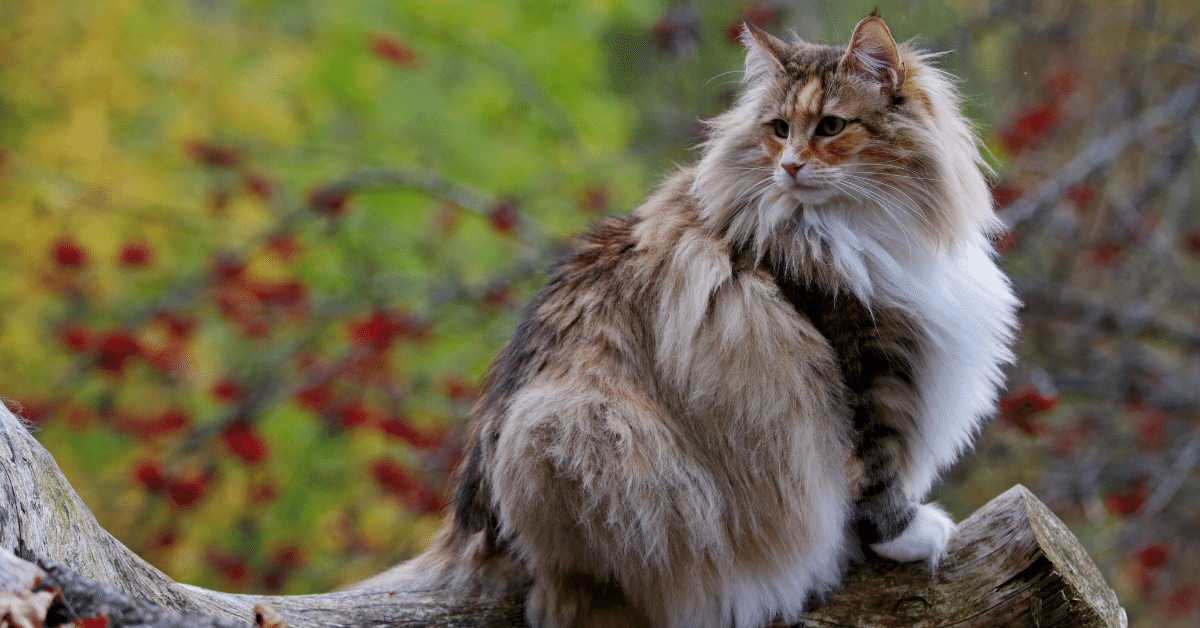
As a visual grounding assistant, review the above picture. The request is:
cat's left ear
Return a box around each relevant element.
[841,15,906,93]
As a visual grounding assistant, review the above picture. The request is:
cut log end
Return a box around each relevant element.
[797,485,1127,628]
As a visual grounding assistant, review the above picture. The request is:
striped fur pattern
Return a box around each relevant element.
[353,15,1018,628]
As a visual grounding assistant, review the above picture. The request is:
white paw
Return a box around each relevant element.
[869,503,956,567]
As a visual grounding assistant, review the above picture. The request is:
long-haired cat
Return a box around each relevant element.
[353,14,1018,628]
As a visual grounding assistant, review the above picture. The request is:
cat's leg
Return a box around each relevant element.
[852,421,955,567]
[526,576,586,628]
[490,383,723,628]
[526,574,650,628]
[845,344,956,568]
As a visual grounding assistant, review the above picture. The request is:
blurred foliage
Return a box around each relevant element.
[2,0,1200,626]
[0,0,653,594]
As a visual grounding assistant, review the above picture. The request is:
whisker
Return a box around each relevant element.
[838,175,935,245]
[703,69,747,88]
[838,180,918,249]
[838,174,934,232]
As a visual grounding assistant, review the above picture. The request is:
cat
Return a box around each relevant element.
[352,14,1018,628]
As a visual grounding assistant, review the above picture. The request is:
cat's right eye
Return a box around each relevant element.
[771,119,790,139]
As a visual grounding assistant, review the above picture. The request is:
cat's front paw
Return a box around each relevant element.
[869,503,956,568]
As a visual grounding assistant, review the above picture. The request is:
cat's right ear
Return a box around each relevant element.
[740,21,790,77]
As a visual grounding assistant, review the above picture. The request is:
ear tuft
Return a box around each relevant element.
[841,15,905,92]
[740,20,790,76]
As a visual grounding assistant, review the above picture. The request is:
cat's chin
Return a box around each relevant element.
[781,183,836,206]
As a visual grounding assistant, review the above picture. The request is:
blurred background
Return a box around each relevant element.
[2,0,1198,625]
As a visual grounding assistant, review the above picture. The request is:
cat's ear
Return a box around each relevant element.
[841,15,906,93]
[740,21,790,76]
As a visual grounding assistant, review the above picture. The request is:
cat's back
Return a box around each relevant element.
[477,168,707,404]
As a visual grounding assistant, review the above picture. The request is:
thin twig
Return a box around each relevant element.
[1000,80,1200,230]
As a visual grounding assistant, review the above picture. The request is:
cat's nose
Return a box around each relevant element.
[782,162,803,178]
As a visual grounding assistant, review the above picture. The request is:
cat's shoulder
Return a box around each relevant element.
[549,167,718,283]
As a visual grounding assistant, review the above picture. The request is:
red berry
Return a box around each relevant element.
[440,375,479,402]
[53,238,87,268]
[1066,184,1094,214]
[1104,485,1148,516]
[206,549,251,588]
[381,417,446,450]
[97,331,141,375]
[157,312,198,341]
[167,476,207,509]
[296,385,332,413]
[272,545,304,569]
[185,140,240,168]
[221,421,269,465]
[146,409,190,439]
[1166,585,1197,617]
[580,186,610,214]
[745,3,782,27]
[997,386,1058,435]
[370,34,420,68]
[60,325,91,353]
[1181,230,1200,256]
[251,481,279,504]
[1135,407,1170,452]
[118,243,153,267]
[1136,545,1168,569]
[133,460,166,492]
[488,201,518,233]
[371,458,415,495]
[990,183,1025,210]
[724,22,746,45]
[482,284,512,308]
[999,100,1059,154]
[254,279,308,314]
[212,379,243,403]
[154,528,178,549]
[349,310,425,351]
[338,402,374,429]
[266,232,300,261]
[309,188,351,218]
[244,172,274,199]
[211,255,246,285]
[1045,66,1078,101]
[1087,242,1123,267]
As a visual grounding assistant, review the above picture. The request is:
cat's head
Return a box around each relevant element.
[693,15,998,254]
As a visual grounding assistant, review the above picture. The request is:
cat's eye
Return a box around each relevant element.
[771,119,790,138]
[815,116,847,137]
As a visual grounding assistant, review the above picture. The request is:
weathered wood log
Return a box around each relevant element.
[1,401,1126,627]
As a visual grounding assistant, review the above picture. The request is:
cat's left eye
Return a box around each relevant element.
[815,116,847,137]
[771,119,790,138]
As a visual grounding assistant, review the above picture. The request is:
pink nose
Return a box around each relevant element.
[782,162,802,177]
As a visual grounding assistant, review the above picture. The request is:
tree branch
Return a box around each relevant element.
[999,80,1200,231]
[0,402,1126,627]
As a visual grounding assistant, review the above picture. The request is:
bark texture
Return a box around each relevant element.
[0,402,1126,627]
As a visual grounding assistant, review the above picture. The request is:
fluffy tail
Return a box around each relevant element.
[340,522,528,594]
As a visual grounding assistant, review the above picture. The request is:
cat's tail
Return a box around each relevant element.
[339,522,528,594]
